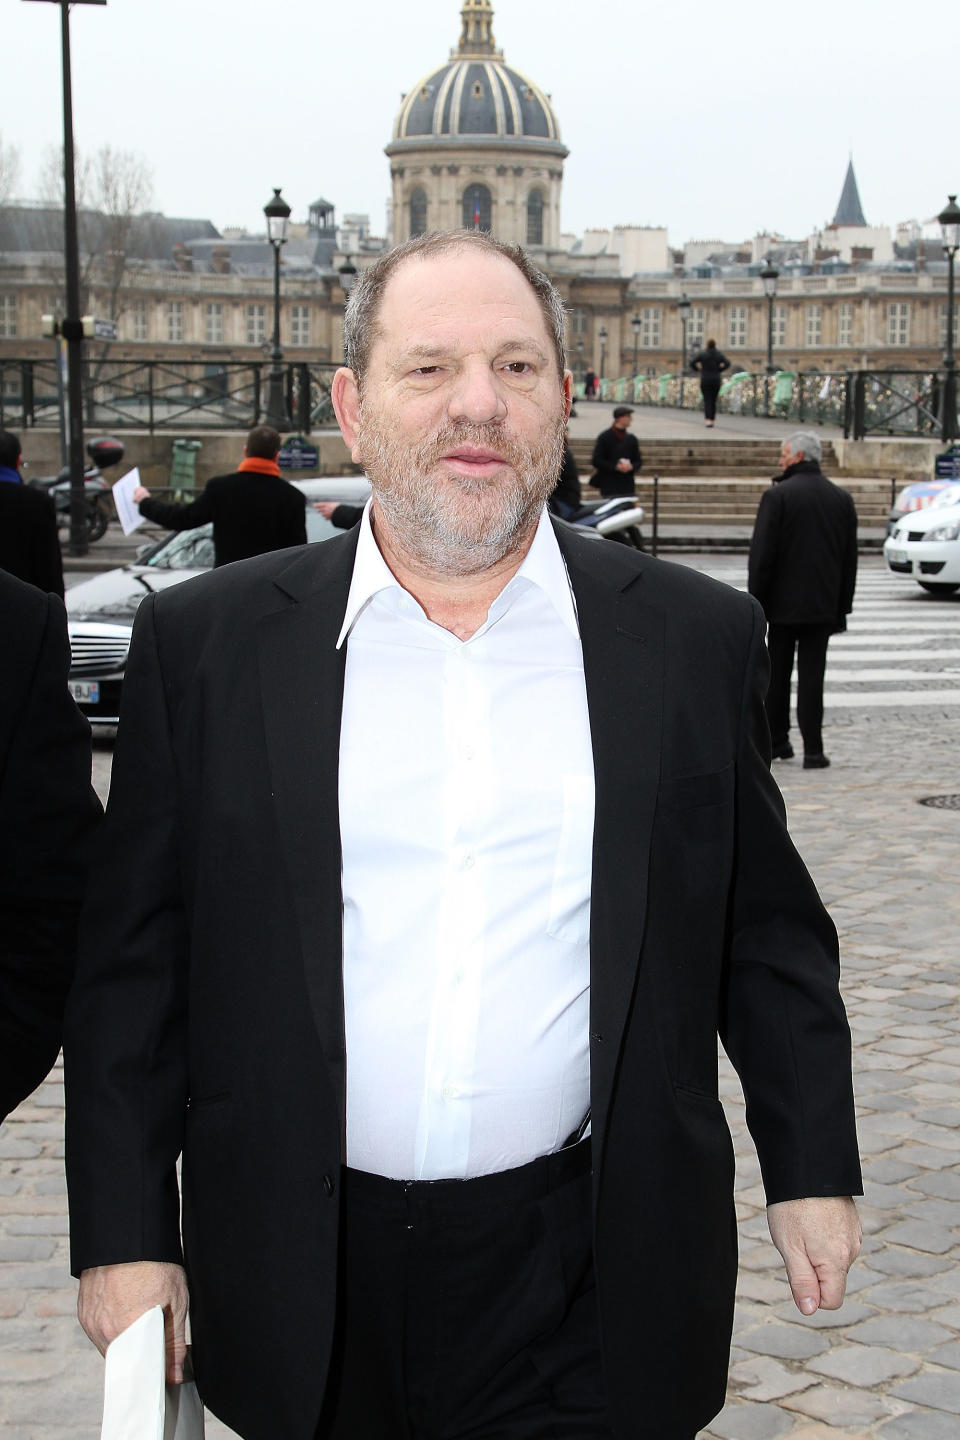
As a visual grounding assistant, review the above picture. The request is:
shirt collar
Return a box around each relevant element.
[336,502,579,648]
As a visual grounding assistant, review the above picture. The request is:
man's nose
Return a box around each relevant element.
[447,362,507,425]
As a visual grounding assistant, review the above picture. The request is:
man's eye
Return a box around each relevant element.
[412,365,441,376]
[504,361,533,375]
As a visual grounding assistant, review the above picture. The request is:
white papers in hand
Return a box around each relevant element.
[112,467,146,536]
[100,1305,204,1440]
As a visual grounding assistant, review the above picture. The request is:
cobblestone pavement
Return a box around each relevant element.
[2,558,958,1439]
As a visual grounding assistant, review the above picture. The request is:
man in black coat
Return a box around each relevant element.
[591,406,642,496]
[0,430,64,597]
[0,570,101,1122]
[133,425,306,567]
[66,234,860,1440]
[748,430,858,768]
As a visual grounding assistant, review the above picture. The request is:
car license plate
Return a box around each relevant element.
[886,549,908,566]
[69,680,100,704]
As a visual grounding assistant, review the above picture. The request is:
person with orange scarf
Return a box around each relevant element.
[133,426,306,567]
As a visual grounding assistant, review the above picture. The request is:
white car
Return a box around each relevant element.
[67,476,371,726]
[883,494,960,597]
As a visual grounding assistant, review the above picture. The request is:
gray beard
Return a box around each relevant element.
[356,413,566,577]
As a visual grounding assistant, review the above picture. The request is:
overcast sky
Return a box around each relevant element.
[6,0,955,246]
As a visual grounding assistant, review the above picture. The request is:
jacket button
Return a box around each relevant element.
[322,1173,336,1197]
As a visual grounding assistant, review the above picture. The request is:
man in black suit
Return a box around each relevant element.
[1,570,101,1122]
[591,406,642,496]
[0,430,64,597]
[66,233,861,1440]
[132,425,306,567]
[748,431,858,769]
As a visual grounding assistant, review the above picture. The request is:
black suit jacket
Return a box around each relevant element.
[138,469,307,567]
[64,522,860,1440]
[0,572,101,1120]
[0,482,64,597]
[748,461,858,630]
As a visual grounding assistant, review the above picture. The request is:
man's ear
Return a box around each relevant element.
[561,370,573,421]
[332,367,363,461]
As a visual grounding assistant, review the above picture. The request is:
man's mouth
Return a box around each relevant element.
[440,446,509,476]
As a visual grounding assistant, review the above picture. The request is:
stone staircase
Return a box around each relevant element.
[569,439,892,545]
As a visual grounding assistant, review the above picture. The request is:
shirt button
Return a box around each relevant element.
[463,854,475,870]
[322,1173,336,1197]
[440,1085,454,1101]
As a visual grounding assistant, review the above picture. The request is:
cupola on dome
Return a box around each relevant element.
[392,0,563,147]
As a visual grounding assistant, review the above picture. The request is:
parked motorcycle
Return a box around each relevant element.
[30,436,124,543]
[565,496,645,549]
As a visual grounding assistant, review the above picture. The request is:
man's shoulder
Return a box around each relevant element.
[0,482,54,515]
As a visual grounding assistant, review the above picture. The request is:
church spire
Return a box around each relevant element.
[832,158,867,227]
[455,0,501,57]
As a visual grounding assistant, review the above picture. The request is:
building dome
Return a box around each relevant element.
[391,1,565,154]
[386,2,566,251]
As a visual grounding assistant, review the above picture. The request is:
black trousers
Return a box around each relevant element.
[316,1140,612,1440]
[766,622,832,755]
[700,379,721,421]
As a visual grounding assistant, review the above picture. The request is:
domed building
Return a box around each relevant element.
[386,0,567,251]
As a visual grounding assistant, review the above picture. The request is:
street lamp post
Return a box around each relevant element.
[25,0,106,556]
[631,312,641,376]
[760,255,780,417]
[599,325,607,381]
[677,293,691,388]
[263,187,292,430]
[939,194,960,443]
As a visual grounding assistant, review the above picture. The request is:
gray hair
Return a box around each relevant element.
[342,230,568,391]
[785,430,822,464]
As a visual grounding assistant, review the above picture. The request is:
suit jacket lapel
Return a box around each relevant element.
[555,525,665,1163]
[256,529,360,1128]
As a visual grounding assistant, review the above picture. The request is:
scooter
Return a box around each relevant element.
[30,436,124,543]
[563,496,645,549]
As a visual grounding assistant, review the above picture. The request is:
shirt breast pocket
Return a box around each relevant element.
[547,773,595,946]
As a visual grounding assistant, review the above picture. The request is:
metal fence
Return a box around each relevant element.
[578,368,956,440]
[0,357,339,435]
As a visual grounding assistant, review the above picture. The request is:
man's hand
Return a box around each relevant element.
[314,501,338,518]
[78,1261,189,1383]
[767,1196,861,1315]
[616,458,633,473]
[132,486,150,504]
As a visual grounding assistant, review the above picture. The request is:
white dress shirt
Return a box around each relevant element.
[337,505,595,1180]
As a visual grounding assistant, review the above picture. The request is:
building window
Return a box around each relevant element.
[462,184,492,233]
[246,304,266,346]
[205,303,224,345]
[940,304,960,348]
[887,303,910,346]
[0,294,18,338]
[166,301,183,343]
[805,304,822,347]
[728,306,747,348]
[838,302,853,347]
[130,300,148,342]
[526,190,544,246]
[409,187,428,238]
[773,305,787,348]
[689,306,706,350]
[290,305,311,346]
[570,307,588,335]
[640,307,661,347]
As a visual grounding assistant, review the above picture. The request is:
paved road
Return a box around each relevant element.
[2,557,958,1440]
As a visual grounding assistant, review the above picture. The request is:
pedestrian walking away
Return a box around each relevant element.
[690,339,731,426]
[0,569,101,1122]
[0,430,65,596]
[65,231,861,1440]
[591,405,642,497]
[748,429,858,768]
[132,425,307,567]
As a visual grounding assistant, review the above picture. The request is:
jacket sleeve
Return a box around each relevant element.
[33,493,65,599]
[591,431,616,482]
[1,594,101,1121]
[840,496,858,617]
[138,487,214,532]
[286,490,308,547]
[64,594,188,1272]
[747,487,778,613]
[721,603,861,1201]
